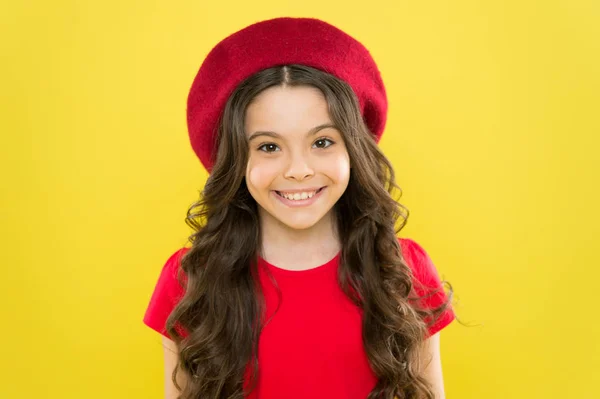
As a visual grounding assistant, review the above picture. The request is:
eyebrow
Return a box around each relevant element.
[247,123,337,142]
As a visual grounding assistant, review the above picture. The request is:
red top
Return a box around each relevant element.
[143,238,455,398]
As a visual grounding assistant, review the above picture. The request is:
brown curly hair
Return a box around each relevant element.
[165,64,455,398]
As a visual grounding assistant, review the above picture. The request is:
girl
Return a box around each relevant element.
[143,17,456,399]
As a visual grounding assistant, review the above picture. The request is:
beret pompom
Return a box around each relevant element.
[186,17,388,172]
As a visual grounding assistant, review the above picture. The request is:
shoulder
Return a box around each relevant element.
[398,237,430,264]
[398,237,437,279]
[165,246,191,267]
[155,247,191,293]
[397,237,446,296]
[398,237,456,335]
[163,247,191,278]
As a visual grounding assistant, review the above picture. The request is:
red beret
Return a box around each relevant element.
[186,17,388,172]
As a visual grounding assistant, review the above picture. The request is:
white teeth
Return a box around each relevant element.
[279,190,317,200]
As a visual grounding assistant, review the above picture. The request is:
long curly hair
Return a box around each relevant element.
[165,64,454,399]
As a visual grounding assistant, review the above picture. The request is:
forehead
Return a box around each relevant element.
[244,86,332,135]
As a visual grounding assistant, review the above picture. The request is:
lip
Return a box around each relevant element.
[273,187,326,207]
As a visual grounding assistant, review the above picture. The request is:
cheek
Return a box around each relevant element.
[323,154,351,184]
[246,158,277,190]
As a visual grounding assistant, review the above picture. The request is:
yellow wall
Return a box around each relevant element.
[2,1,598,398]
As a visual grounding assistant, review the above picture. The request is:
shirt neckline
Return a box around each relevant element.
[258,251,341,276]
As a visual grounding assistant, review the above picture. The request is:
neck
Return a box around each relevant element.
[258,208,341,269]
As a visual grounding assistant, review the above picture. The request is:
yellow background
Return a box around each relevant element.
[2,1,598,398]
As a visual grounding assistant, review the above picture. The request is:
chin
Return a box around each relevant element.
[271,213,325,231]
[254,189,340,232]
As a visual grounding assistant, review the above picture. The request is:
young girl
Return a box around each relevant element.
[143,17,456,399]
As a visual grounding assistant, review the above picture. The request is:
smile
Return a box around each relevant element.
[275,187,324,200]
[273,187,326,206]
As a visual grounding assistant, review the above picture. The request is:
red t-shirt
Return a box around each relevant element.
[143,237,455,398]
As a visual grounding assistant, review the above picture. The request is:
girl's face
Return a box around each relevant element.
[244,85,351,232]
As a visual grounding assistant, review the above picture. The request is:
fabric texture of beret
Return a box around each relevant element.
[186,17,388,172]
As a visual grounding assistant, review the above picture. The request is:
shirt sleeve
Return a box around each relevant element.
[399,238,455,338]
[143,247,190,340]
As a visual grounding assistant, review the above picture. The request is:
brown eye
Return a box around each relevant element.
[258,143,280,153]
[313,138,334,149]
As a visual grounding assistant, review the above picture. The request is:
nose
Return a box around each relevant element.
[284,150,314,181]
